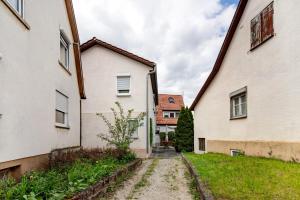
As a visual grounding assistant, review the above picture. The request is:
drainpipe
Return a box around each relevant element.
[80,99,82,147]
[146,65,156,154]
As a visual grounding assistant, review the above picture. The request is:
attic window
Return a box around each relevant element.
[168,97,175,104]
[251,2,274,50]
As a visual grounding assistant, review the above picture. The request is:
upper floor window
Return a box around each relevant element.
[230,87,247,119]
[163,111,180,119]
[168,97,175,104]
[117,75,130,96]
[55,91,69,128]
[59,31,70,70]
[7,0,24,17]
[251,2,274,50]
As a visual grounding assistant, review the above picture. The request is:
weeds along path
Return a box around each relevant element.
[107,157,196,200]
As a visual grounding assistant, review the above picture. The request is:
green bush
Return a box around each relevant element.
[159,132,166,141]
[0,153,135,200]
[175,107,194,152]
[167,131,175,142]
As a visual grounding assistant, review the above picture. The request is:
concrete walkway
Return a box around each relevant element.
[151,146,179,158]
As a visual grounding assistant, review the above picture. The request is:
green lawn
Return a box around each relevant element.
[184,152,300,200]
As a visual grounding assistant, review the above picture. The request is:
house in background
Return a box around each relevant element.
[0,0,85,178]
[80,37,158,158]
[191,0,300,161]
[156,94,184,144]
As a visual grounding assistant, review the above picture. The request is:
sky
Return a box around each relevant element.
[73,0,239,106]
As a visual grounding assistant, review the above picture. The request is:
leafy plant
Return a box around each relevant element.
[174,107,194,152]
[159,132,166,141]
[97,102,145,153]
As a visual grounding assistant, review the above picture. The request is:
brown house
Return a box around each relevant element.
[156,94,184,143]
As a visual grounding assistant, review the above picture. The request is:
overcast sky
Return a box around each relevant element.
[73,0,239,106]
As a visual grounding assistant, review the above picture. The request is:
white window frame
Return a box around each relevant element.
[230,149,241,157]
[163,111,179,119]
[230,87,247,119]
[7,0,24,18]
[128,119,139,139]
[55,90,69,128]
[59,30,70,70]
[116,74,131,96]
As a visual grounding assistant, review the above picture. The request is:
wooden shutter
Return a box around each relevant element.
[251,14,261,49]
[261,2,274,42]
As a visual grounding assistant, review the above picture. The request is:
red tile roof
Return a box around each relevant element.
[156,94,185,125]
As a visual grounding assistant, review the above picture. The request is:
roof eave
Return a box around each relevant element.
[190,0,248,110]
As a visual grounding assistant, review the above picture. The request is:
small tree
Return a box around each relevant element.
[97,102,145,153]
[174,107,194,152]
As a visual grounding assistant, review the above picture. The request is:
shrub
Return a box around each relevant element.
[97,102,145,154]
[159,132,166,141]
[167,131,175,142]
[174,107,194,152]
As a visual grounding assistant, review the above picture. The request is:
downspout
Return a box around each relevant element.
[146,65,156,154]
[80,99,82,147]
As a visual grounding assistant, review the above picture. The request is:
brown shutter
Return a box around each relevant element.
[261,2,274,42]
[251,14,262,49]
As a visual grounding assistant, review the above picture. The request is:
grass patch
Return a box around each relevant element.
[184,152,300,200]
[126,159,159,199]
[184,171,201,200]
[0,156,135,200]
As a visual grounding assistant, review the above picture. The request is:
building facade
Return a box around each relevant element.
[0,0,85,177]
[80,38,158,158]
[156,94,184,145]
[191,0,300,161]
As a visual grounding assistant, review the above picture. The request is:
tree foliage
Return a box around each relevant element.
[97,102,145,152]
[174,107,194,152]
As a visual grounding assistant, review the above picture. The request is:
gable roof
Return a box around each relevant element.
[81,37,156,67]
[65,0,86,99]
[80,37,159,105]
[156,94,185,125]
[190,0,248,110]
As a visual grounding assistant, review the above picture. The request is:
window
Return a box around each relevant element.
[251,2,274,49]
[117,75,130,95]
[230,87,247,119]
[7,0,24,17]
[163,112,169,118]
[128,119,138,138]
[163,111,180,119]
[55,91,69,127]
[60,31,70,69]
[169,112,175,118]
[198,138,206,151]
[168,97,175,104]
[176,112,180,118]
[230,149,243,157]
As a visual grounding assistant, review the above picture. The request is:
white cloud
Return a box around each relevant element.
[73,0,237,106]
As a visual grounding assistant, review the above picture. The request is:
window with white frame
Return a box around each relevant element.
[60,31,70,69]
[7,0,24,17]
[163,111,180,119]
[117,75,130,95]
[230,87,247,119]
[128,119,138,138]
[55,91,69,127]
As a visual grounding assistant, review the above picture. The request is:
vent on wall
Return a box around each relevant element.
[230,149,243,157]
[198,138,206,151]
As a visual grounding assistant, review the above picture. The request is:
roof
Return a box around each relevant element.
[156,94,185,125]
[65,0,86,98]
[81,37,156,67]
[190,0,248,110]
[80,37,159,105]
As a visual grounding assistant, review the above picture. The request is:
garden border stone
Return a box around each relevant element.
[181,153,214,200]
[68,158,142,200]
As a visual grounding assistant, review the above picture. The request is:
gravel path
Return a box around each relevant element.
[109,157,194,200]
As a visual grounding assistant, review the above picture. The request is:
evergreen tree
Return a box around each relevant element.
[174,107,194,152]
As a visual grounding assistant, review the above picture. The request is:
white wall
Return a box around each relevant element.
[81,45,156,156]
[194,0,300,153]
[0,0,81,163]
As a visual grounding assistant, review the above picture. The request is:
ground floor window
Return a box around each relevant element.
[198,138,205,151]
[230,87,247,119]
[55,91,69,127]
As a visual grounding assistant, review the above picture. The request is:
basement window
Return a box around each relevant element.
[230,87,247,119]
[230,149,243,157]
[251,2,274,50]
[198,138,206,151]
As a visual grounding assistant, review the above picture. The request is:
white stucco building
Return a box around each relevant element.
[80,38,158,158]
[0,0,85,177]
[191,0,300,161]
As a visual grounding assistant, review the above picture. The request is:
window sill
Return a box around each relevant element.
[55,124,70,130]
[58,61,72,76]
[117,93,131,97]
[1,0,30,30]
[230,115,247,120]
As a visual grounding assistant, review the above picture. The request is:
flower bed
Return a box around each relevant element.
[0,150,137,200]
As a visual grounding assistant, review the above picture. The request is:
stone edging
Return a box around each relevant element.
[181,153,214,200]
[69,158,142,200]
